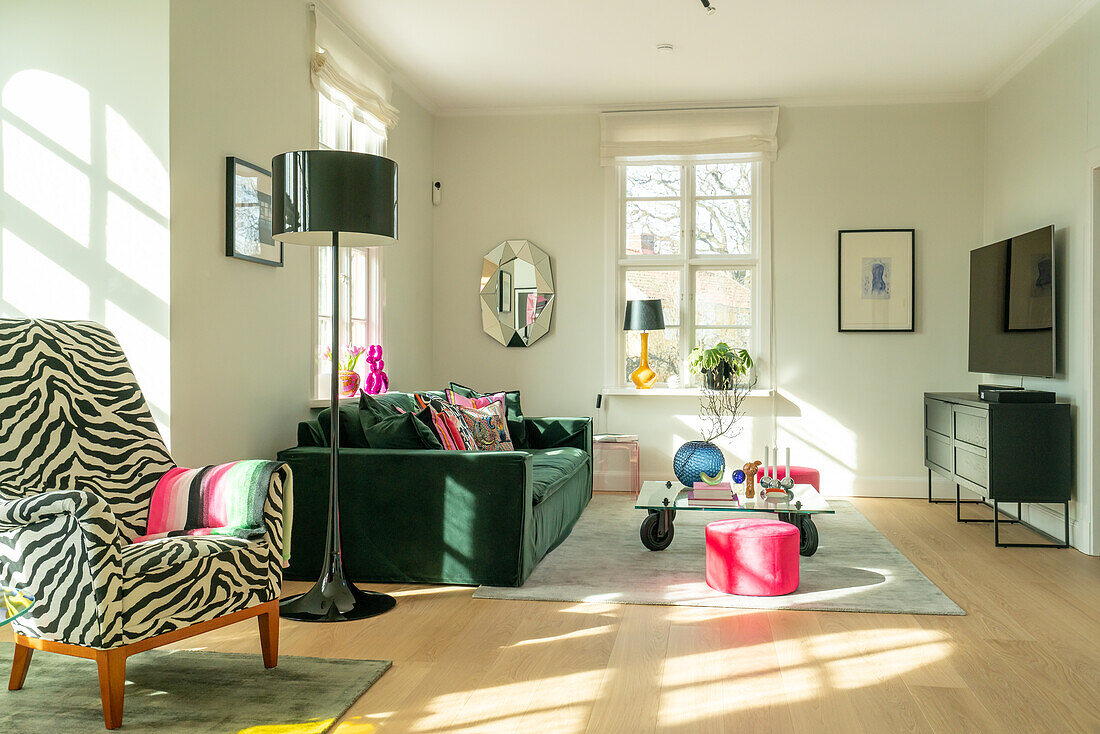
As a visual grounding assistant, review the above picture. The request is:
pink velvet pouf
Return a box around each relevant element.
[705,519,800,596]
[788,465,820,491]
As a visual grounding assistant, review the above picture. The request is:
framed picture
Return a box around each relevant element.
[838,229,914,332]
[226,157,283,267]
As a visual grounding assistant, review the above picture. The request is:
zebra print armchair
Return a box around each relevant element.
[0,319,290,729]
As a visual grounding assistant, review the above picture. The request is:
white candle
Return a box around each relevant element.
[785,447,791,480]
[763,445,769,479]
[772,447,779,480]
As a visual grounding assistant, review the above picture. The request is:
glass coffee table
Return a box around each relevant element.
[635,480,833,556]
[2,586,33,628]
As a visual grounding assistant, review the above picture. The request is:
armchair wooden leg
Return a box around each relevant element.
[8,642,32,690]
[95,648,127,730]
[258,600,279,668]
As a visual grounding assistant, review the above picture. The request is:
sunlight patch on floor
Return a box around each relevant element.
[409,670,603,733]
[508,624,614,648]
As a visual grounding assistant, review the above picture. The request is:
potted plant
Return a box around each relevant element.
[322,345,368,397]
[673,345,757,486]
[688,343,753,390]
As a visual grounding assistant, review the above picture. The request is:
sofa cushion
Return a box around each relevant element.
[373,391,443,414]
[528,447,589,505]
[364,413,444,450]
[297,420,325,447]
[137,461,280,542]
[456,401,514,451]
[122,535,260,576]
[317,404,368,447]
[449,382,527,448]
[121,535,272,643]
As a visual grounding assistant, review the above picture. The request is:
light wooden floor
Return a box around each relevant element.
[5,496,1100,733]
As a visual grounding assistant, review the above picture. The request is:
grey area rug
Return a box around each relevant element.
[476,494,964,615]
[0,648,390,733]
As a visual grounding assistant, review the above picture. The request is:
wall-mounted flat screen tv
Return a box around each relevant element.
[968,225,1055,378]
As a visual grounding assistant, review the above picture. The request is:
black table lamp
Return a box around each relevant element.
[272,149,398,622]
[623,299,665,389]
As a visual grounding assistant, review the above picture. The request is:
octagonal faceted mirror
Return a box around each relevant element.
[480,240,555,347]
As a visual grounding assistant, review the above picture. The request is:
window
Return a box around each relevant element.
[616,160,767,387]
[313,93,385,399]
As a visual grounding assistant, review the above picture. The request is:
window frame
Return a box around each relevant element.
[309,92,385,403]
[606,157,772,390]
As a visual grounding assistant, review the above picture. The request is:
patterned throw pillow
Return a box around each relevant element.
[412,396,479,450]
[137,460,282,542]
[446,389,506,411]
[456,401,514,451]
[448,382,526,447]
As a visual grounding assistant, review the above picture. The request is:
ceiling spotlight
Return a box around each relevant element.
[700,0,717,14]
[657,43,674,54]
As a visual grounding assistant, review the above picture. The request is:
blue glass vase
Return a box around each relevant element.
[673,441,725,486]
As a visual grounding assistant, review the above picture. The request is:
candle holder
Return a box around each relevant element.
[779,446,794,489]
[758,445,777,489]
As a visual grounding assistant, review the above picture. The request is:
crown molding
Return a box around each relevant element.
[434,91,984,118]
[982,0,1099,98]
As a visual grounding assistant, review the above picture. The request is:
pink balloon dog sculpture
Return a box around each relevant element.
[363,345,389,395]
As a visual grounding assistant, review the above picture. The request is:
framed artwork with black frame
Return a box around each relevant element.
[226,157,283,267]
[838,229,914,332]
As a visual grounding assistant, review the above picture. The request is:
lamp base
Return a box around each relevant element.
[630,331,658,389]
[279,554,396,622]
[630,364,658,389]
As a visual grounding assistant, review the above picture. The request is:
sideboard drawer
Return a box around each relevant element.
[954,446,988,489]
[925,431,952,474]
[953,410,988,449]
[925,399,952,437]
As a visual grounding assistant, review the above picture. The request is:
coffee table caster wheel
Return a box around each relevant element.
[648,508,675,522]
[798,517,819,556]
[640,513,674,550]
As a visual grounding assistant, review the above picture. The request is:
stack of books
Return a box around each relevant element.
[688,485,740,506]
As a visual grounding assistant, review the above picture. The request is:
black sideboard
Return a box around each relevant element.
[923,392,1071,548]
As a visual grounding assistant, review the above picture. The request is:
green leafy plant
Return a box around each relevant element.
[688,343,753,382]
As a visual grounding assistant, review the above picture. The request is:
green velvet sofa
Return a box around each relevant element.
[277,391,592,587]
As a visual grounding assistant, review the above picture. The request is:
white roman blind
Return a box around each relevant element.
[311,8,399,132]
[309,5,396,399]
[599,107,779,166]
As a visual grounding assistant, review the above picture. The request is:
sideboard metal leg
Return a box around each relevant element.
[993,500,1070,548]
[927,467,954,504]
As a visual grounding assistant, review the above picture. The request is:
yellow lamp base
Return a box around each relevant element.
[630,331,658,389]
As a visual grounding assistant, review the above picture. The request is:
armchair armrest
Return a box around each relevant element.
[0,489,125,647]
[523,417,593,457]
[0,489,120,539]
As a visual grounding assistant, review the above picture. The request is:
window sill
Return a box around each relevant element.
[601,387,773,398]
[309,397,359,409]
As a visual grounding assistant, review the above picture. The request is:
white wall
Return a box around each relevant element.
[774,104,984,497]
[169,0,436,466]
[169,0,315,466]
[432,105,984,493]
[982,2,1100,552]
[0,0,171,433]
[432,114,605,416]
[384,85,436,391]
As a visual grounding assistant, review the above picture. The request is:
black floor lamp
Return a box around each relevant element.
[271,149,398,622]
